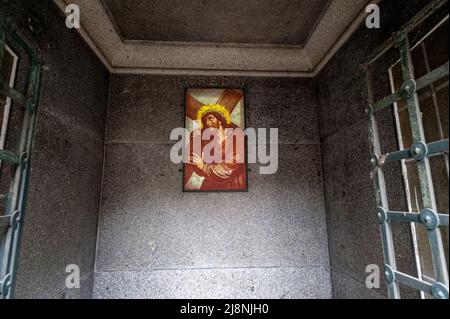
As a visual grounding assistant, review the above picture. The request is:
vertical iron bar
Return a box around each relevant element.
[388,67,426,299]
[0,21,8,296]
[398,33,449,288]
[0,18,41,299]
[6,61,40,299]
[366,69,401,299]
[420,42,449,177]
[0,26,4,77]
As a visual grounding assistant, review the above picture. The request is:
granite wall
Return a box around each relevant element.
[92,76,332,299]
[1,0,109,298]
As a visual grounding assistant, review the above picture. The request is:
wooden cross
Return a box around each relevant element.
[186,89,243,124]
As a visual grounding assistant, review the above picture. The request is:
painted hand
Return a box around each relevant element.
[189,153,205,171]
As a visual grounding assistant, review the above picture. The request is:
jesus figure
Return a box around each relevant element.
[185,105,247,191]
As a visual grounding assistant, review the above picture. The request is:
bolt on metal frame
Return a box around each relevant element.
[0,16,41,299]
[363,0,449,299]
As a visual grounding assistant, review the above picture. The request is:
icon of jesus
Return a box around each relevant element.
[184,89,247,192]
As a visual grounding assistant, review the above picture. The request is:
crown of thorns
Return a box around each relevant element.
[197,104,231,128]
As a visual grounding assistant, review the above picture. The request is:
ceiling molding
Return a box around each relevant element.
[113,67,314,78]
[54,0,116,72]
[311,0,381,77]
[55,0,374,77]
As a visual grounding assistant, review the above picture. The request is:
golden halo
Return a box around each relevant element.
[197,104,231,128]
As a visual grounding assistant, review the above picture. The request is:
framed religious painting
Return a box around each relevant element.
[183,88,248,192]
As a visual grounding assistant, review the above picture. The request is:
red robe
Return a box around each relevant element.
[185,127,247,191]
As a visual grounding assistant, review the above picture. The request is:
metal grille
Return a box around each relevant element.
[363,0,449,299]
[0,16,41,299]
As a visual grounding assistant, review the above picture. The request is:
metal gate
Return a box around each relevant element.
[363,0,449,299]
[0,16,41,299]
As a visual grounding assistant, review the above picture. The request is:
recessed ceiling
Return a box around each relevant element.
[54,0,375,76]
[102,0,330,46]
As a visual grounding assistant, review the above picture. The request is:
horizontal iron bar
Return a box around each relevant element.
[372,57,448,113]
[394,270,433,294]
[372,62,448,113]
[0,85,27,107]
[416,62,449,91]
[428,139,449,155]
[386,149,411,162]
[439,214,449,226]
[385,139,449,162]
[372,89,407,113]
[387,211,449,226]
[0,149,20,165]
[387,212,421,223]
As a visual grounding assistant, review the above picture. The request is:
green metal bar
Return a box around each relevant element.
[0,274,11,297]
[416,62,449,91]
[362,0,448,69]
[393,270,433,294]
[372,89,407,113]
[364,0,449,300]
[378,213,401,298]
[428,139,449,155]
[0,15,41,299]
[402,0,449,34]
[0,17,34,113]
[372,79,416,113]
[0,23,5,92]
[0,150,20,165]
[0,16,38,66]
[0,24,4,56]
[371,61,448,115]
[439,215,449,226]
[387,212,422,223]
[386,149,412,162]
[0,85,28,107]
[398,34,449,288]
[385,139,449,162]
[366,69,401,299]
[11,32,38,67]
[4,61,41,299]
[387,211,449,226]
